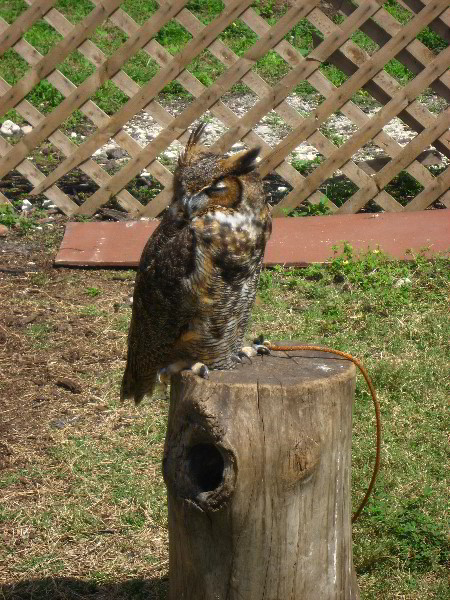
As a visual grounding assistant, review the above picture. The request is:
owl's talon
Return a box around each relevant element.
[191,362,209,380]
[200,365,209,379]
[233,352,252,364]
[241,342,271,358]
[240,345,256,358]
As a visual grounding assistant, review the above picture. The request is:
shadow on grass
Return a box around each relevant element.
[0,576,168,599]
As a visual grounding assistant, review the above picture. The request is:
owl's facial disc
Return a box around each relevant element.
[183,180,231,218]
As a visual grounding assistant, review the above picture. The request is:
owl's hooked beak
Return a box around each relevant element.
[182,192,208,218]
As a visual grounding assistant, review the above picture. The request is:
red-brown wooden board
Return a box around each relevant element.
[55,211,450,268]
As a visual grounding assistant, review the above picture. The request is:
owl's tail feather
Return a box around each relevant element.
[120,365,157,405]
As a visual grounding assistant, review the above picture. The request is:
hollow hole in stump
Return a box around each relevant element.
[187,443,225,492]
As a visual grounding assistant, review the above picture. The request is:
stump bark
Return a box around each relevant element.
[163,346,360,600]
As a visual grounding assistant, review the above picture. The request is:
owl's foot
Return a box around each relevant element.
[232,351,253,364]
[157,368,171,386]
[239,340,271,359]
[158,360,209,384]
[190,362,210,379]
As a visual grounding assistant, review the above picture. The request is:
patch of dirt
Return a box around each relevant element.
[0,226,175,588]
[0,225,134,472]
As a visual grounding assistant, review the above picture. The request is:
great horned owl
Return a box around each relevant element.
[121,124,272,404]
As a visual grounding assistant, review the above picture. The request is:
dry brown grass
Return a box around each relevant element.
[1,224,448,599]
[0,225,170,597]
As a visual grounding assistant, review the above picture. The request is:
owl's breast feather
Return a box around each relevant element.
[192,209,270,253]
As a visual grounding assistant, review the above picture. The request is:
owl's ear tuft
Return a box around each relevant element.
[225,147,261,176]
[179,123,207,165]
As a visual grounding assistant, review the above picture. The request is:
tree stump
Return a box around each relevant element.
[163,345,360,600]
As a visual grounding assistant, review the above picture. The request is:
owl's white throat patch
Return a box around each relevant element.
[200,210,254,231]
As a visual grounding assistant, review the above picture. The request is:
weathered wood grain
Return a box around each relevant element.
[164,348,359,599]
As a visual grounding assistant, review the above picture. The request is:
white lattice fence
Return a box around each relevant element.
[0,0,448,217]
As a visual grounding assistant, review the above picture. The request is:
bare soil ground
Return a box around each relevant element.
[0,223,128,467]
[1,223,170,598]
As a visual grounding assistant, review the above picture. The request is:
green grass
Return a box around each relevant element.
[0,244,448,599]
[85,286,102,298]
[1,0,446,128]
[0,203,36,231]
[252,247,449,598]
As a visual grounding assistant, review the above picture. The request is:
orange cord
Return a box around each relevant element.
[264,343,381,523]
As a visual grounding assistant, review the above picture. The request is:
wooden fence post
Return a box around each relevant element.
[163,346,360,599]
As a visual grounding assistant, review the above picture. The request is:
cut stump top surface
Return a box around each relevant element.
[184,346,355,387]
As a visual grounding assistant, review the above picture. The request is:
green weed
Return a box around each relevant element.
[30,272,51,286]
[287,197,331,217]
[291,156,323,176]
[79,305,105,317]
[0,203,36,232]
[385,171,424,205]
[85,287,102,298]
[26,323,53,348]
[320,176,359,207]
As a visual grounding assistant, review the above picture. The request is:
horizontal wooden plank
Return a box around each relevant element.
[55,211,450,268]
